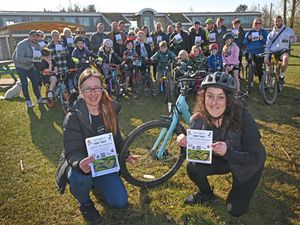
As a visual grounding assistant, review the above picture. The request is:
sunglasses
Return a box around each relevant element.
[255,22,261,25]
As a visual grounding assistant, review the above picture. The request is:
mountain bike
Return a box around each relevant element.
[244,49,265,94]
[102,63,121,101]
[119,75,196,187]
[45,69,76,114]
[259,49,292,105]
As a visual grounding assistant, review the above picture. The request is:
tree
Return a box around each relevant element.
[283,0,287,24]
[82,4,96,13]
[235,4,248,12]
[289,0,299,28]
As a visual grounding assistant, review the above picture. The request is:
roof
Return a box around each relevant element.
[0,21,81,35]
[166,13,191,24]
[102,13,130,24]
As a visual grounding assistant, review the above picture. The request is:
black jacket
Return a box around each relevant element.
[190,108,266,184]
[56,97,123,194]
[188,27,208,51]
[169,30,190,55]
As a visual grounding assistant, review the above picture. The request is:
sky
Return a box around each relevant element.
[2,0,281,12]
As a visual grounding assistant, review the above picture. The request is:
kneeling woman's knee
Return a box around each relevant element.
[108,192,128,209]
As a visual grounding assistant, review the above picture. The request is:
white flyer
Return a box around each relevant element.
[38,41,46,48]
[186,129,213,164]
[146,37,154,45]
[195,36,202,45]
[32,50,41,62]
[85,133,120,177]
[251,32,259,41]
[174,33,183,43]
[66,37,74,47]
[115,34,122,42]
[209,33,216,43]
[156,35,162,43]
[232,29,239,39]
[55,44,64,54]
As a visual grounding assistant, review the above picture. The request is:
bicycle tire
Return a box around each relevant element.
[277,80,284,92]
[45,87,56,108]
[261,72,278,105]
[61,90,70,114]
[120,119,186,188]
[246,63,254,94]
[113,79,121,101]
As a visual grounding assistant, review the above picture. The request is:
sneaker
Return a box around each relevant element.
[26,100,34,108]
[37,98,47,104]
[279,72,284,79]
[184,190,216,205]
[79,202,102,223]
[47,91,54,99]
[279,77,285,84]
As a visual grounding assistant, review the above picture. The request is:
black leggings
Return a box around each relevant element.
[186,156,263,217]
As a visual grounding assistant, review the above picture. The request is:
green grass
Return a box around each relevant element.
[0,45,299,225]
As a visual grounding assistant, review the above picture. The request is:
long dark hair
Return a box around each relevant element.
[192,89,242,132]
[78,69,117,135]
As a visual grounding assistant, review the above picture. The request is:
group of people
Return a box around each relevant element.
[11,14,297,224]
[12,15,297,107]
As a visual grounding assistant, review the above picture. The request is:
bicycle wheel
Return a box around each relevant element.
[246,63,254,94]
[45,86,55,108]
[113,79,121,101]
[61,90,70,114]
[261,72,278,105]
[120,119,186,188]
[143,72,153,97]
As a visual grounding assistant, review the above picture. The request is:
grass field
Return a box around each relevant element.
[0,45,299,225]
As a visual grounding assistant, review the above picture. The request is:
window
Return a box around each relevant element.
[79,17,90,27]
[143,16,151,30]
[64,17,76,23]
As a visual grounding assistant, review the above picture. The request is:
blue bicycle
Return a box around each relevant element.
[120,75,196,187]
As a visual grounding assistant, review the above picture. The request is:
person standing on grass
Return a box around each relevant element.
[177,72,266,217]
[12,30,45,108]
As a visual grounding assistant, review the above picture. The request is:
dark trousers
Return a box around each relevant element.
[16,67,41,101]
[253,55,264,82]
[186,156,263,217]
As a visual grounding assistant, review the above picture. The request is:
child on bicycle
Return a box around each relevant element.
[151,41,177,95]
[39,47,58,99]
[98,39,122,79]
[72,36,102,91]
[134,31,153,98]
[222,33,240,92]
[122,39,137,96]
[207,43,223,72]
[189,45,208,72]
[174,50,190,80]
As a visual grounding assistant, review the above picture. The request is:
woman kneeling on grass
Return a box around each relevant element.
[177,71,266,216]
[57,69,129,224]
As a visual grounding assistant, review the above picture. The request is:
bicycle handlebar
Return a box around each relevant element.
[257,48,293,57]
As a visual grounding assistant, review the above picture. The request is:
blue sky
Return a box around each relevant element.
[2,0,281,12]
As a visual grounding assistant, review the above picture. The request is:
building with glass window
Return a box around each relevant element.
[0,9,262,60]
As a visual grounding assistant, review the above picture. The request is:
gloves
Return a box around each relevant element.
[72,57,79,64]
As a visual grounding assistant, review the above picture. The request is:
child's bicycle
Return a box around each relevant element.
[159,64,173,103]
[259,49,292,105]
[119,74,196,188]
[139,58,154,97]
[102,63,121,101]
[45,69,76,114]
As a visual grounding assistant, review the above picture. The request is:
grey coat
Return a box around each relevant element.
[12,38,41,70]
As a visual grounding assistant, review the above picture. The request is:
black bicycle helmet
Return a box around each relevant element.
[74,35,84,44]
[201,72,236,91]
[223,32,234,40]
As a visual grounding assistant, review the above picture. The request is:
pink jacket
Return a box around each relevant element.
[222,43,240,65]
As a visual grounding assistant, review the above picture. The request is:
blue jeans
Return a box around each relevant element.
[67,168,128,208]
[16,67,41,101]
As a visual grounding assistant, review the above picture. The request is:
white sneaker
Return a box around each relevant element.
[37,98,47,104]
[26,100,34,108]
[47,91,54,99]
[279,72,284,79]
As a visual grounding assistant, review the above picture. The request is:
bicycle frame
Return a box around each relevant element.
[152,80,192,159]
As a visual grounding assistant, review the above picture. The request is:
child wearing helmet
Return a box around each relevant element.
[98,39,122,81]
[71,36,102,91]
[222,33,240,92]
[177,71,265,217]
[207,43,223,72]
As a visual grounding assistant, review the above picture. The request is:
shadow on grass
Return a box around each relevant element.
[27,104,65,165]
[91,186,181,225]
